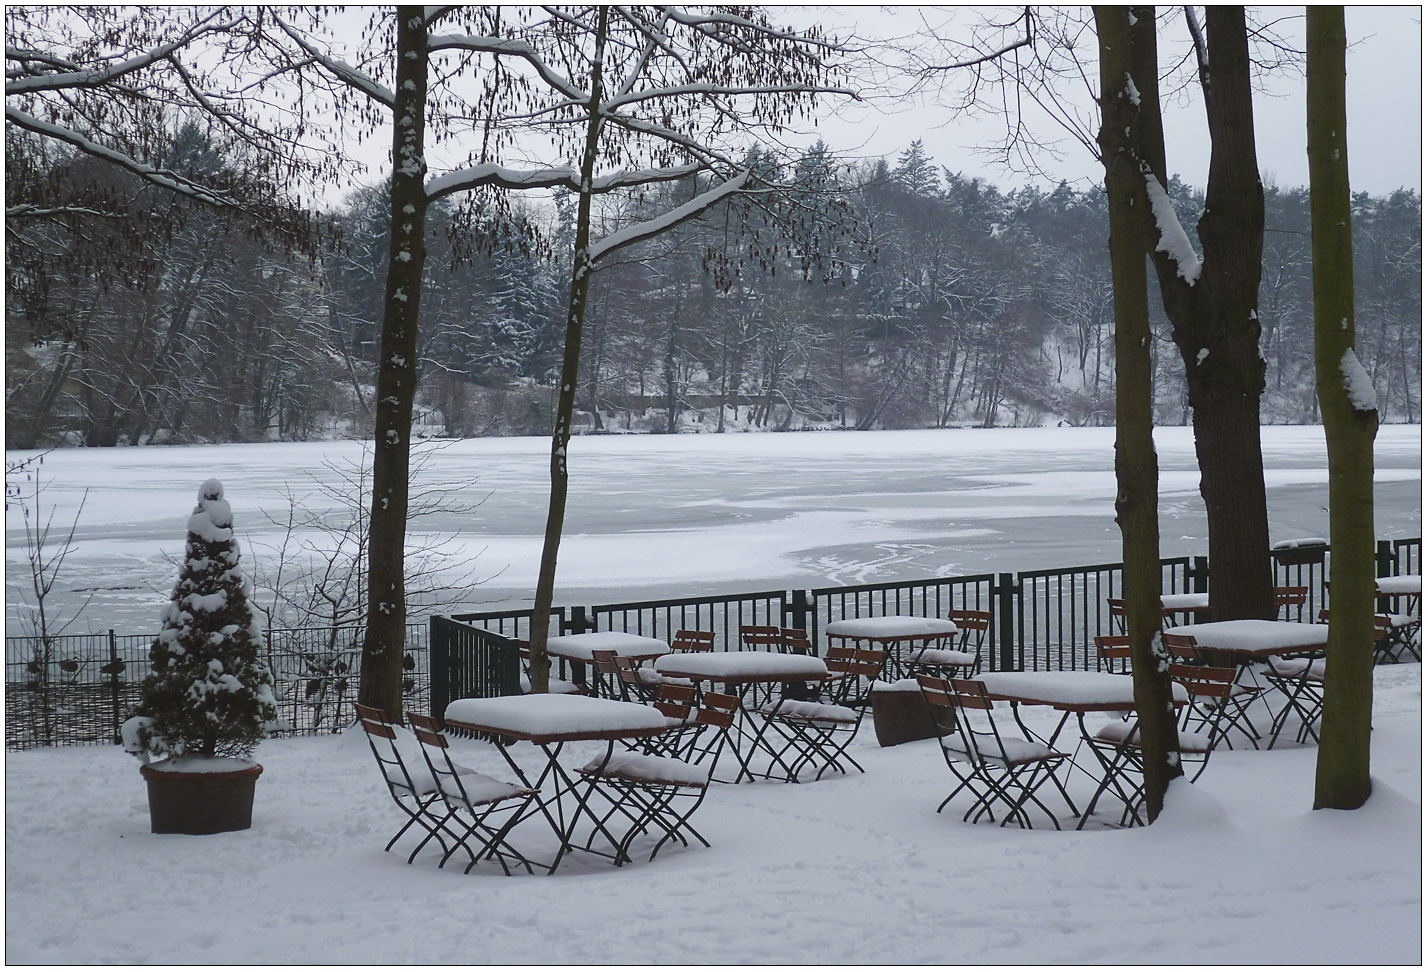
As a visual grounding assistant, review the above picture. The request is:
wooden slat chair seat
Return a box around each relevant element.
[753,647,885,781]
[405,712,542,875]
[576,692,738,863]
[916,675,1074,830]
[353,703,460,864]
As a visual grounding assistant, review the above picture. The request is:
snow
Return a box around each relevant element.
[654,650,828,681]
[444,693,670,737]
[1143,172,1203,285]
[1273,537,1330,549]
[977,670,1189,707]
[1163,620,1330,653]
[1341,347,1379,411]
[5,425,1420,636]
[1377,575,1422,595]
[141,755,259,774]
[1159,592,1209,611]
[543,630,670,661]
[824,615,960,639]
[9,667,1417,963]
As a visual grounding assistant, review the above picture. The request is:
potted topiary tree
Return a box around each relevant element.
[122,479,278,834]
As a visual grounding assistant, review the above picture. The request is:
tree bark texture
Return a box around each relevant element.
[1307,5,1377,811]
[1094,4,1182,822]
[358,7,428,717]
[1138,5,1273,623]
[527,6,610,693]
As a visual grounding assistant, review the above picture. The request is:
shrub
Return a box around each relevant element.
[127,479,277,760]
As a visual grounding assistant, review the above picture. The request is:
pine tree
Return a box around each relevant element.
[134,479,277,760]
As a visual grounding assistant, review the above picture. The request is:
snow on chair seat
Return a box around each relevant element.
[1091,718,1212,754]
[1268,655,1326,681]
[906,648,977,669]
[519,672,585,695]
[940,731,1060,766]
[756,699,858,725]
[579,750,708,788]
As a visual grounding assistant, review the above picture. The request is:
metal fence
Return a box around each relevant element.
[8,537,1419,749]
[4,623,427,750]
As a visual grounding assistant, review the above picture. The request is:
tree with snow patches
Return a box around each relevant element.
[127,479,277,761]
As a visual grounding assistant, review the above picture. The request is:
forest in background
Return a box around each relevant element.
[6,128,1420,449]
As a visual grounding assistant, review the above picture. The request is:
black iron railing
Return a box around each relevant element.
[8,537,1419,749]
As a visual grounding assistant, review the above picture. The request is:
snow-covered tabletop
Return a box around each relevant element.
[977,671,1189,711]
[1376,574,1421,596]
[543,631,670,662]
[1162,620,1328,656]
[654,650,828,682]
[823,616,959,641]
[1160,593,1210,612]
[444,693,671,742]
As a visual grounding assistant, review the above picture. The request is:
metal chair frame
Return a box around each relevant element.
[916,675,1073,830]
[353,703,460,864]
[754,648,885,782]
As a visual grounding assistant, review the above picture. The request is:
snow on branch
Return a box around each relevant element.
[1142,171,1202,286]
[275,18,394,107]
[6,106,240,209]
[427,34,588,102]
[426,161,703,201]
[588,168,750,265]
[4,11,233,96]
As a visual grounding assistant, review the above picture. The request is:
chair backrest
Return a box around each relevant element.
[653,682,697,720]
[1317,608,1392,639]
[670,629,715,652]
[780,627,815,655]
[613,654,645,687]
[694,691,739,730]
[1274,585,1309,607]
[357,712,426,798]
[1107,597,1128,631]
[827,647,885,679]
[1160,631,1201,660]
[406,711,439,734]
[1095,634,1132,673]
[739,625,785,651]
[354,702,390,725]
[947,608,992,653]
[1168,662,1238,700]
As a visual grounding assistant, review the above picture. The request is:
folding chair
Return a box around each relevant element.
[577,692,738,863]
[405,712,542,875]
[669,629,715,652]
[634,683,704,759]
[1164,639,1264,748]
[1107,598,1128,634]
[779,627,817,655]
[1273,585,1309,621]
[1317,608,1408,667]
[1094,634,1132,674]
[1262,653,1326,748]
[613,653,690,703]
[755,647,886,781]
[904,609,989,678]
[1079,695,1214,830]
[589,649,622,699]
[916,675,1073,829]
[353,703,460,864]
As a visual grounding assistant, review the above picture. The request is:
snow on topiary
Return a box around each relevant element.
[124,479,277,763]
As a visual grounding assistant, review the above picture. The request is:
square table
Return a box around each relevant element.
[1162,619,1328,659]
[544,631,671,693]
[444,693,671,872]
[654,651,829,783]
[824,616,961,678]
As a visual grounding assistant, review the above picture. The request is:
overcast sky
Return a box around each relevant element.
[780,5,1422,196]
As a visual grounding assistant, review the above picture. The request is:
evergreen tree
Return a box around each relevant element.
[133,479,277,760]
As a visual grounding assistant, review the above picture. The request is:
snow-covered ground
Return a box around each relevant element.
[5,662,1420,964]
[5,424,1422,637]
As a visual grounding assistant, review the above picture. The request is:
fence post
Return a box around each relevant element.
[787,590,810,636]
[1375,539,1394,578]
[996,572,1016,672]
[109,630,120,743]
[1191,556,1210,594]
[569,606,591,634]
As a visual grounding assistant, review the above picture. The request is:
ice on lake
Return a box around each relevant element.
[5,425,1421,637]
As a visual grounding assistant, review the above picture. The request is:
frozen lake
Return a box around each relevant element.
[5,425,1421,637]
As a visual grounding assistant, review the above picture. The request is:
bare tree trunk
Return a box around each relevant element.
[1095,4,1181,821]
[1307,5,1377,811]
[357,7,427,717]
[527,6,610,693]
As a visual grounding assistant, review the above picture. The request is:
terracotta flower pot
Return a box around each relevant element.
[139,760,263,835]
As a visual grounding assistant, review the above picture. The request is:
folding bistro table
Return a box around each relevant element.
[543,631,670,692]
[1161,619,1329,659]
[823,615,961,678]
[973,670,1190,828]
[653,651,829,783]
[443,693,671,872]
